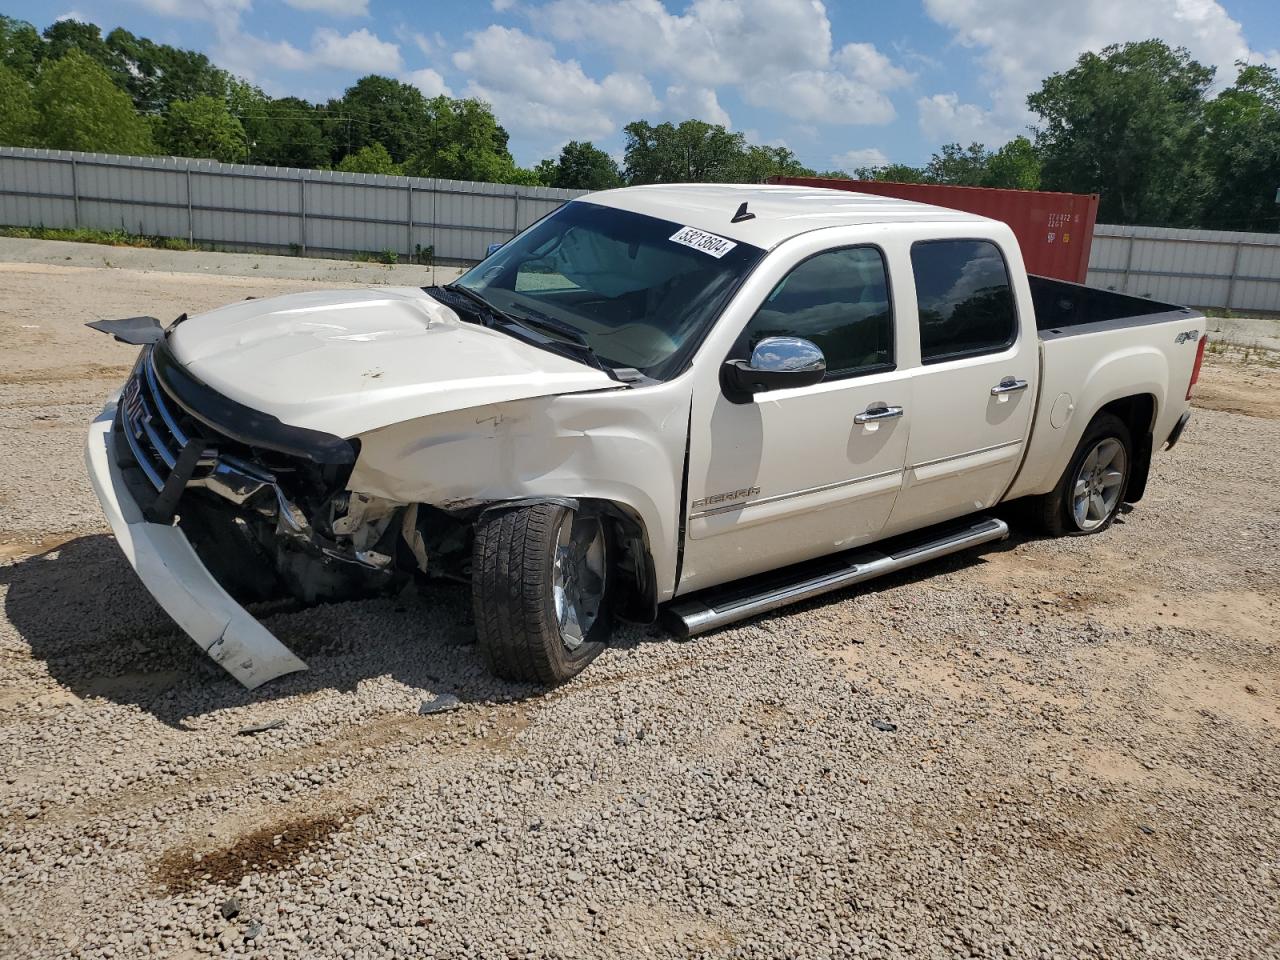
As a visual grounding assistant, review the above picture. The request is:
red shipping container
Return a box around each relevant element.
[767,176,1100,283]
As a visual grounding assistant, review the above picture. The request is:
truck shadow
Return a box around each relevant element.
[1,534,543,729]
[5,514,1076,728]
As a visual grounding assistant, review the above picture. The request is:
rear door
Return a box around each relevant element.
[884,236,1037,535]
[678,243,913,593]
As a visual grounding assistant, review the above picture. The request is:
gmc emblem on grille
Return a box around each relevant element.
[122,376,149,439]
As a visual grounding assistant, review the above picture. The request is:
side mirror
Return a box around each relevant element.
[722,336,826,401]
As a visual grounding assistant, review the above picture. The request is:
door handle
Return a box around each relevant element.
[854,404,904,425]
[991,377,1029,396]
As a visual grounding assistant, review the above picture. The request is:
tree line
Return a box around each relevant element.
[1,18,1277,231]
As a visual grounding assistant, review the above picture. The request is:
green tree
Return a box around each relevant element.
[243,97,329,168]
[853,162,928,183]
[0,64,37,145]
[1028,40,1213,224]
[623,119,746,183]
[926,142,990,185]
[734,145,815,182]
[337,141,402,175]
[0,15,42,80]
[533,157,558,186]
[542,140,622,190]
[33,50,154,154]
[1198,63,1280,230]
[106,28,232,115]
[159,95,247,162]
[330,75,432,165]
[405,97,524,182]
[983,136,1041,190]
[41,19,127,86]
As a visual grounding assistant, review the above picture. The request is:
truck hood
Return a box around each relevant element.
[167,287,618,437]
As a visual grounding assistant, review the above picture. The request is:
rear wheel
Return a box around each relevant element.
[472,502,610,684]
[1033,413,1132,536]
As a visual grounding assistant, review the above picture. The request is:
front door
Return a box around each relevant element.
[679,245,913,594]
[885,238,1037,535]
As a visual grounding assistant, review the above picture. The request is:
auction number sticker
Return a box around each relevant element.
[670,226,737,258]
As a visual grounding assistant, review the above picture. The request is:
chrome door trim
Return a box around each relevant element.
[909,438,1023,471]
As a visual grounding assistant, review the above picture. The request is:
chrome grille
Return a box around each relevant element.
[119,348,194,492]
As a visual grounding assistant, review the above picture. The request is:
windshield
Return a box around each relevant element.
[454,201,765,379]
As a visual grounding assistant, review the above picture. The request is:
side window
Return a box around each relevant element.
[911,239,1017,364]
[740,247,893,379]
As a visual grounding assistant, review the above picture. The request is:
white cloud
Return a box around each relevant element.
[745,68,897,125]
[214,27,403,82]
[399,29,445,57]
[916,92,1016,145]
[453,26,658,139]
[837,42,914,89]
[311,27,403,72]
[541,0,910,125]
[831,147,889,171]
[281,0,369,15]
[406,67,452,98]
[128,0,252,23]
[923,0,1274,130]
[664,85,731,127]
[215,34,309,79]
[54,11,90,22]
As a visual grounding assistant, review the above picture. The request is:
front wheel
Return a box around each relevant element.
[1033,413,1132,536]
[472,502,611,684]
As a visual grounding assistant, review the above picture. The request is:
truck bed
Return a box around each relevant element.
[1003,276,1204,504]
[1028,274,1197,339]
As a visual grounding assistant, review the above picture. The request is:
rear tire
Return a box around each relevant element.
[1033,413,1132,537]
[471,502,610,684]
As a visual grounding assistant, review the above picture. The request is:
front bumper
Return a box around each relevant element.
[85,397,308,689]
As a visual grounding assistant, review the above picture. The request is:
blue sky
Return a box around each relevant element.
[11,0,1280,170]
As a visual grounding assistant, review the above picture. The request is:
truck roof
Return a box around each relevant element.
[584,183,989,250]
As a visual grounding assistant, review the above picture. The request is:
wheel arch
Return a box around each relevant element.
[476,496,660,624]
[1091,393,1157,503]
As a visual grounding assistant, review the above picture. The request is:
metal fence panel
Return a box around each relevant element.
[0,147,585,264]
[4,148,1278,311]
[1087,223,1280,313]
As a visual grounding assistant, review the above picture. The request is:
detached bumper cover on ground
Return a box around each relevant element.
[85,397,308,689]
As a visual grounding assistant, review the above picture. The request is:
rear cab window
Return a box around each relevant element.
[911,239,1017,364]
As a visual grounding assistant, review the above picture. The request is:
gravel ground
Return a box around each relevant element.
[0,251,1277,959]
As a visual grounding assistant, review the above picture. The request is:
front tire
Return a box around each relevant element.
[1033,413,1132,536]
[472,503,610,684]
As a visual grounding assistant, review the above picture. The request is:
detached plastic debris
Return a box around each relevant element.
[418,693,461,715]
[870,718,897,733]
[236,719,286,735]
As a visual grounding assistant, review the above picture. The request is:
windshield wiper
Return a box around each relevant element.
[439,283,511,327]
[506,308,615,376]
[507,307,589,347]
[436,284,617,380]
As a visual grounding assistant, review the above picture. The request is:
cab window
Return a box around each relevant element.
[911,239,1017,364]
[738,246,893,379]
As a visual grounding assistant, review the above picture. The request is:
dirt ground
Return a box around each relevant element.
[0,252,1277,959]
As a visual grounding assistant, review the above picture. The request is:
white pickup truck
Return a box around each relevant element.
[86,185,1206,689]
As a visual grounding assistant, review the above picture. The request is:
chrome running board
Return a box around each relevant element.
[665,516,1009,638]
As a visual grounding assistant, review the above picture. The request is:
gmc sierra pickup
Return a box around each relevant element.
[85,184,1206,689]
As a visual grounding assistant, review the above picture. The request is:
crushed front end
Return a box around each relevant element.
[87,339,413,687]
